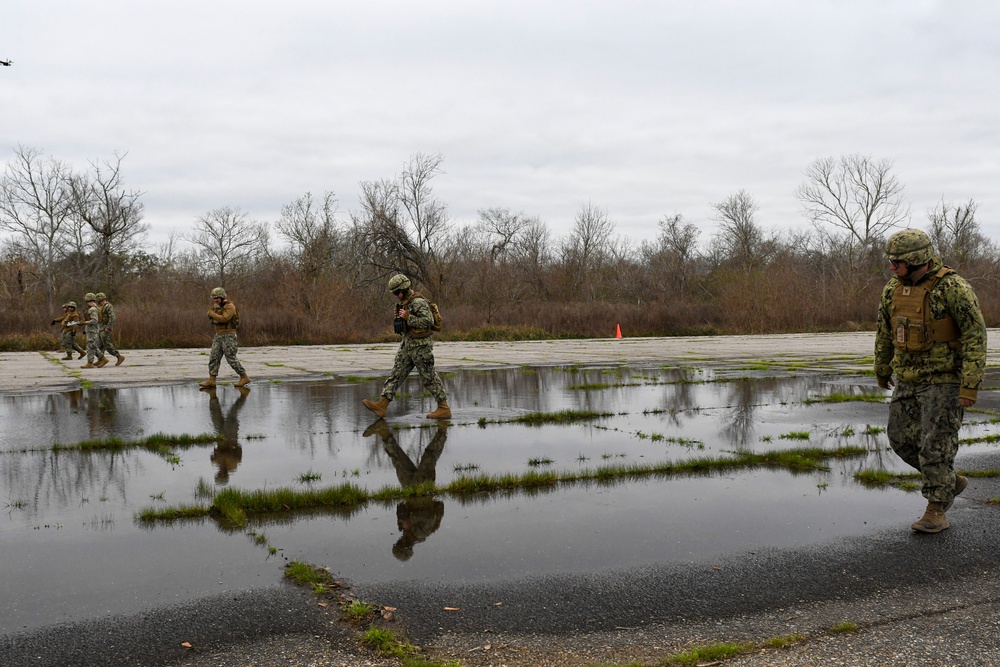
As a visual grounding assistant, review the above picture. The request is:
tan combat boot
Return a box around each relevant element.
[199,376,217,388]
[362,396,391,418]
[944,475,969,512]
[78,351,86,359]
[911,502,949,533]
[426,400,451,420]
[81,361,95,369]
[234,374,251,387]
[62,353,73,360]
[115,354,125,366]
[95,357,109,368]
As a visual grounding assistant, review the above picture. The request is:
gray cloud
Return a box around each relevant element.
[2,0,999,248]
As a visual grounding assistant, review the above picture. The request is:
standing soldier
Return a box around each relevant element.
[96,292,125,366]
[874,229,987,534]
[362,274,451,420]
[199,287,251,389]
[81,293,106,369]
[51,301,85,360]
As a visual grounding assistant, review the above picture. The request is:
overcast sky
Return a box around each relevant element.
[3,0,999,251]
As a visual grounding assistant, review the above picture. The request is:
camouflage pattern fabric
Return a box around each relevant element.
[99,302,116,328]
[380,337,447,403]
[60,330,84,355]
[888,382,963,504]
[84,304,104,363]
[98,331,120,357]
[208,333,246,377]
[874,258,987,403]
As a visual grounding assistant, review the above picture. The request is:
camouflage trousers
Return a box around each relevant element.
[208,333,246,377]
[86,331,104,364]
[98,329,119,357]
[888,382,963,504]
[381,337,447,403]
[61,331,84,354]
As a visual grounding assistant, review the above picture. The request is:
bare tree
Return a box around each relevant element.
[711,190,770,269]
[795,155,909,267]
[347,154,452,296]
[189,206,268,286]
[645,213,701,297]
[399,153,449,256]
[927,198,992,272]
[69,152,147,292]
[0,146,73,307]
[276,191,342,279]
[563,203,614,268]
[510,216,551,299]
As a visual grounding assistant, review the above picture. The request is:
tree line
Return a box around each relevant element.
[1,148,996,351]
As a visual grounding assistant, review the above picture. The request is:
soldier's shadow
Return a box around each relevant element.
[364,419,448,561]
[204,386,250,485]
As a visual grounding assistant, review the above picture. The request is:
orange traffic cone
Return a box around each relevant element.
[615,323,622,338]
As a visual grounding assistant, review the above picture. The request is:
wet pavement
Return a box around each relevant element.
[3,332,1000,666]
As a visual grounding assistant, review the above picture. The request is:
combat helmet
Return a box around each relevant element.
[95,292,107,301]
[387,274,411,293]
[211,287,227,299]
[886,229,936,266]
[66,301,77,309]
[84,292,96,302]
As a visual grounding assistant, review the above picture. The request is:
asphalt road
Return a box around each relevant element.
[3,332,1000,667]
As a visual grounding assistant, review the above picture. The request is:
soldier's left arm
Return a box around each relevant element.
[946,276,987,401]
[106,304,116,329]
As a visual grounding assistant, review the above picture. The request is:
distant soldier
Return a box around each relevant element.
[874,229,987,534]
[51,301,85,360]
[362,274,450,420]
[199,287,251,388]
[96,292,125,366]
[81,293,106,369]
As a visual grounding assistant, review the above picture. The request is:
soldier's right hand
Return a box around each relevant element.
[876,375,894,390]
[51,320,57,325]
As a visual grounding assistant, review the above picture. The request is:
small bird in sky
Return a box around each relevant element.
[0,60,12,66]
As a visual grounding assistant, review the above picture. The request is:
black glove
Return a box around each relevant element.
[876,375,893,390]
[51,319,58,326]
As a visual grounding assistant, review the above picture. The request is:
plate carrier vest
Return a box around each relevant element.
[890,266,961,352]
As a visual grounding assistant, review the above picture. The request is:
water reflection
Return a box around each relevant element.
[364,419,448,560]
[204,386,250,484]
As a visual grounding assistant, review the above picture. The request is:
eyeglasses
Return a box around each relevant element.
[889,259,906,269]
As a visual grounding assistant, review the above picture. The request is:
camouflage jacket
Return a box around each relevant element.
[874,259,987,401]
[208,300,238,335]
[84,305,101,334]
[98,302,116,330]
[401,292,434,340]
[56,311,82,333]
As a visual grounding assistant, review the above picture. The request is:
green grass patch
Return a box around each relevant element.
[53,432,221,460]
[361,627,417,657]
[764,633,806,648]
[506,409,615,425]
[779,431,811,440]
[665,641,757,664]
[829,621,859,633]
[139,445,870,526]
[805,392,887,404]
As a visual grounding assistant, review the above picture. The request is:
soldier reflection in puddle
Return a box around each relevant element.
[203,386,250,485]
[363,419,448,561]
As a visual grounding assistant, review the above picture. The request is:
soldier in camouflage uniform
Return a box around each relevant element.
[96,292,125,366]
[80,293,107,369]
[363,274,451,420]
[51,301,85,360]
[874,229,987,534]
[199,287,251,389]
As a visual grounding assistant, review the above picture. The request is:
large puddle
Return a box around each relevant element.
[2,364,998,633]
